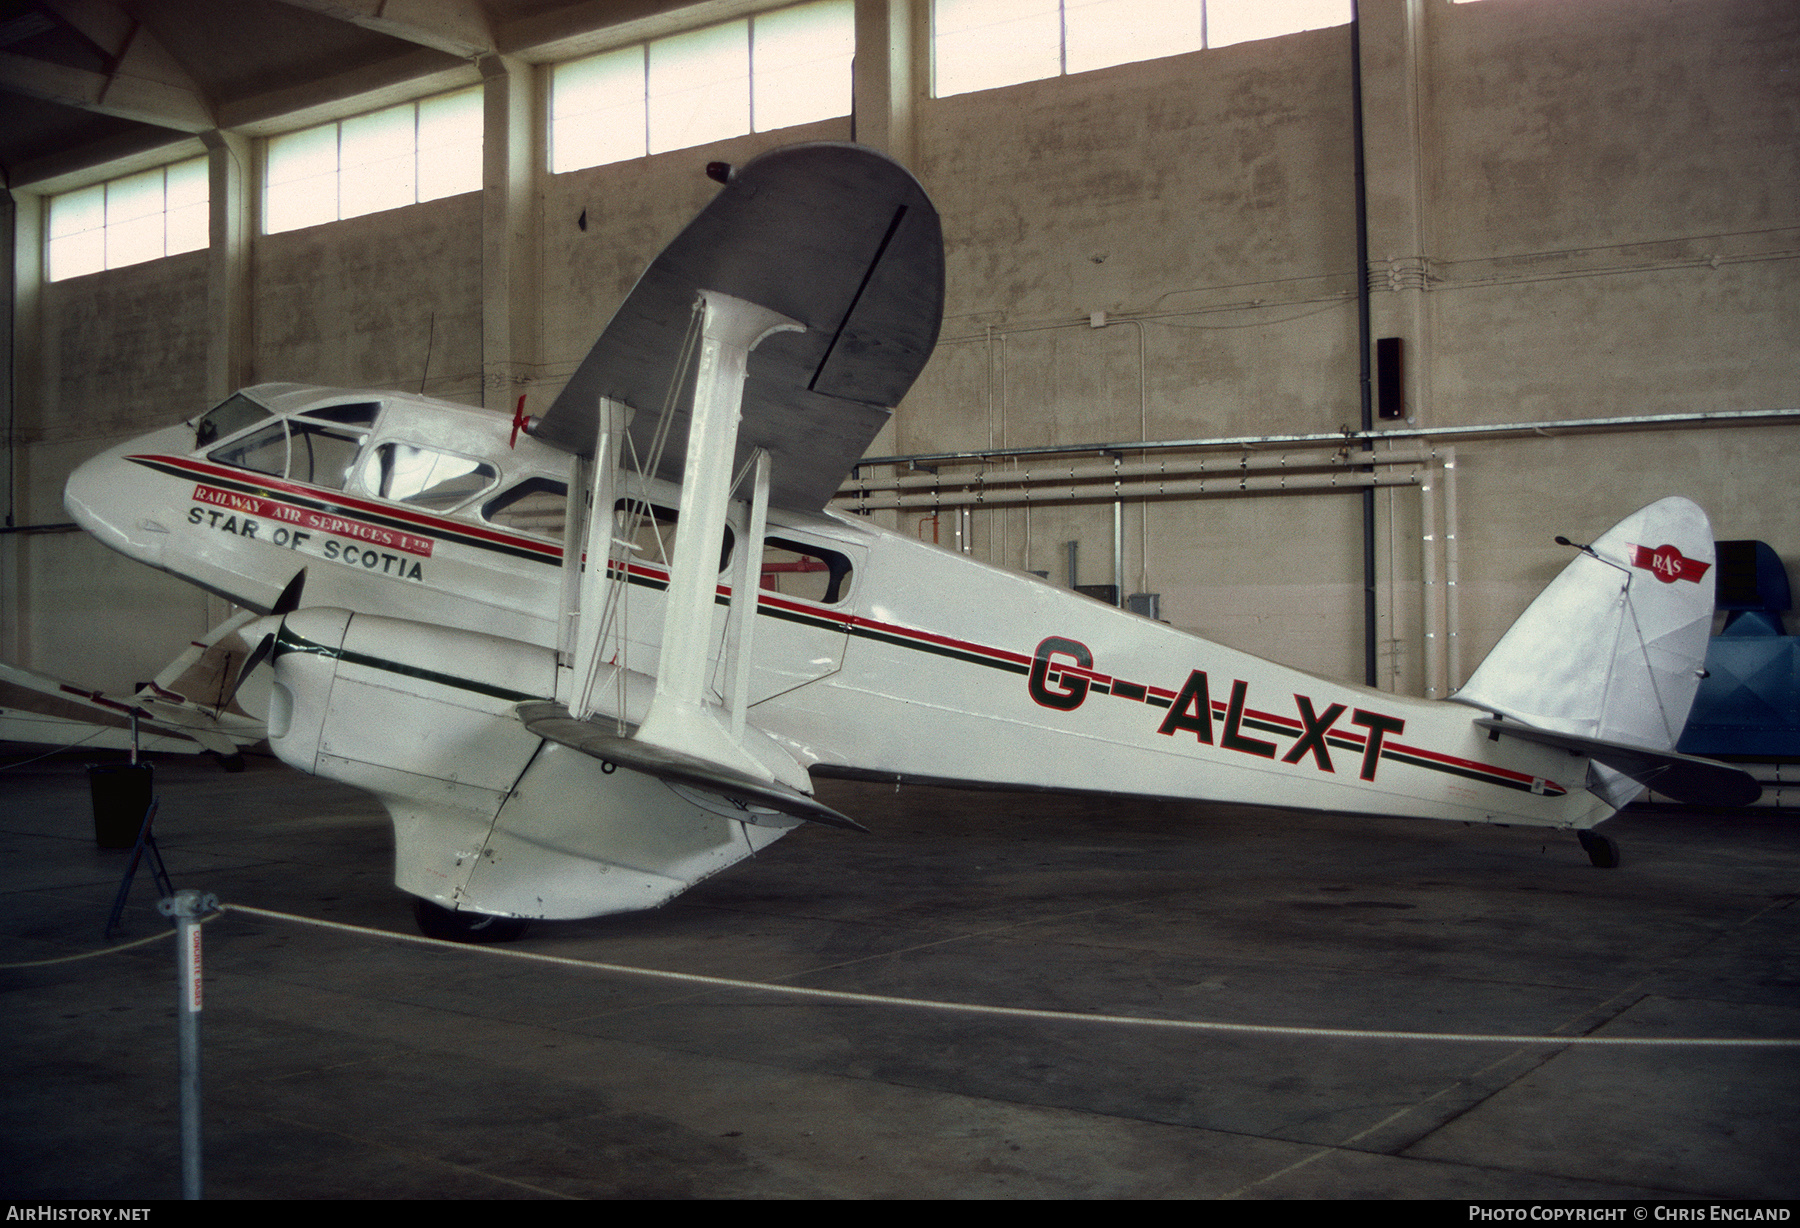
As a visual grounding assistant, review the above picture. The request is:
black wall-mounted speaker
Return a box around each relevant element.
[1377,336,1404,419]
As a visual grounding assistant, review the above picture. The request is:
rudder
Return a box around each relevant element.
[1454,498,1717,795]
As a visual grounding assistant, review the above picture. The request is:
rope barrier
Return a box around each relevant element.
[220,903,1800,1048]
[0,912,229,968]
[0,927,174,967]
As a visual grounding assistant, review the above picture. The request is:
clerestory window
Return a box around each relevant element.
[47,159,208,281]
[265,89,481,235]
[550,0,853,174]
[932,0,1352,98]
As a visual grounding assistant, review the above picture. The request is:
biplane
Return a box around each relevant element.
[19,143,1756,939]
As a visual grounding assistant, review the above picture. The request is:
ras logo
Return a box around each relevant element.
[1629,543,1710,585]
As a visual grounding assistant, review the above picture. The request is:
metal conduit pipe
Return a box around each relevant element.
[1351,0,1378,688]
[1443,448,1463,689]
[1421,464,1442,700]
[834,471,1423,513]
[852,407,1800,473]
[1130,319,1150,595]
[848,444,1437,494]
[0,522,80,534]
[864,462,1462,702]
[1113,497,1123,607]
[1413,448,1461,700]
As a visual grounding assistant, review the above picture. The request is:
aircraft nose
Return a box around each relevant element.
[63,422,196,561]
[64,444,138,553]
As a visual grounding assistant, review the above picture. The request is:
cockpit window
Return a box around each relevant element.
[361,443,497,511]
[194,394,270,449]
[208,419,366,491]
[300,401,380,428]
[483,478,567,540]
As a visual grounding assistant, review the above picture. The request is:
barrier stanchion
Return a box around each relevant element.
[158,888,218,1201]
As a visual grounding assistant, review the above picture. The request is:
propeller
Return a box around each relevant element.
[271,567,307,616]
[217,566,302,710]
[181,566,306,718]
[510,393,532,449]
[225,631,276,709]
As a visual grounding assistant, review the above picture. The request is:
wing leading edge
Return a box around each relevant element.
[531,143,944,513]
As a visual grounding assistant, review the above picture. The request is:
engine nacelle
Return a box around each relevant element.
[264,607,795,919]
[267,607,552,909]
[267,607,552,785]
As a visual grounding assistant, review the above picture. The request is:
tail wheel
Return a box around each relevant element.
[413,897,529,943]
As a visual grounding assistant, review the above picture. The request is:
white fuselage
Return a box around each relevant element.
[67,383,1607,844]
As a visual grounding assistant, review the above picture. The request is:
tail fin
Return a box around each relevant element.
[1454,497,1722,806]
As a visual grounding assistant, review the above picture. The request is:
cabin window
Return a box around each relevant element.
[484,479,568,540]
[208,419,366,490]
[762,537,852,604]
[615,500,734,573]
[300,402,381,428]
[194,394,272,449]
[361,443,497,511]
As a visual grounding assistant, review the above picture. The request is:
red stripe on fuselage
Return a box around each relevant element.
[138,456,1558,795]
[136,454,562,561]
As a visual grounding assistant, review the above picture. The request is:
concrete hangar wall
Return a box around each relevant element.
[3,0,1795,701]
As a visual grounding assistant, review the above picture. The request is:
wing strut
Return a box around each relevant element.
[723,447,771,742]
[519,289,857,829]
[554,451,591,691]
[558,398,630,721]
[635,290,801,779]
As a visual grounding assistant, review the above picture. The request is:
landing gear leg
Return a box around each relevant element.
[412,898,529,943]
[1578,830,1620,869]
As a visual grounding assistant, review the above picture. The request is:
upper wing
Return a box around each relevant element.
[530,143,944,512]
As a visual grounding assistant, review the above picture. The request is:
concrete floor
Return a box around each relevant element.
[2,748,1796,1200]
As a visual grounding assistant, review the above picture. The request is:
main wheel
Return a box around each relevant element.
[412,897,529,943]
[1577,829,1621,869]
